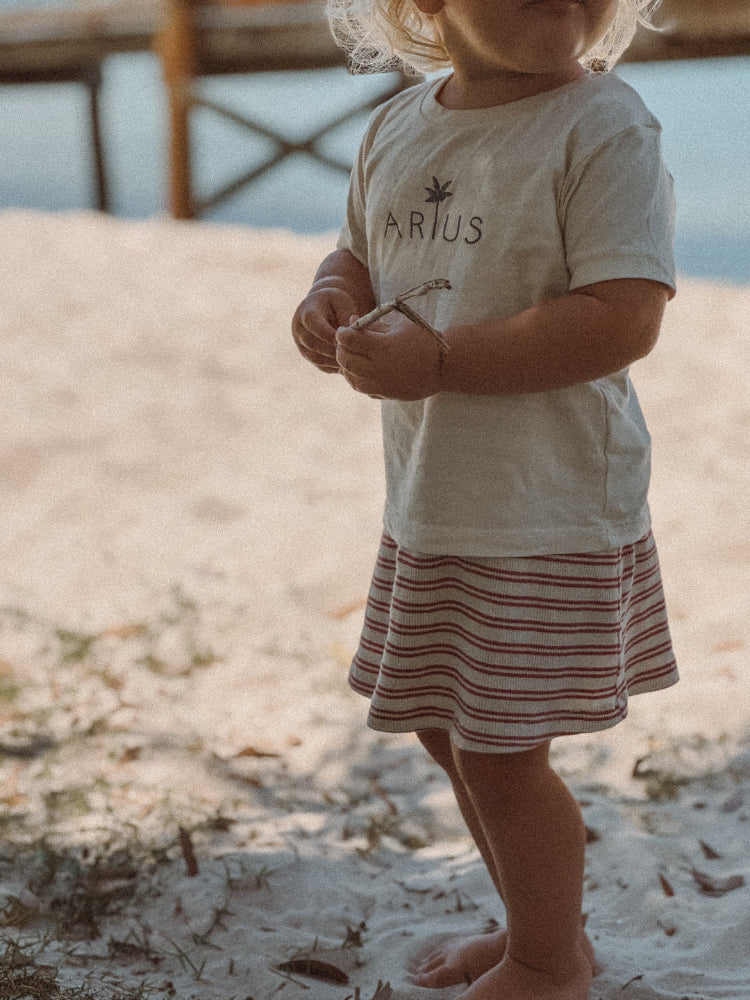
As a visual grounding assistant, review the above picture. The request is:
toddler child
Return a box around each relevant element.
[292,1,678,997]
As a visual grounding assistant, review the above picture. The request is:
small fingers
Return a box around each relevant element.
[296,339,339,373]
[335,323,377,355]
[336,347,371,380]
[297,323,335,359]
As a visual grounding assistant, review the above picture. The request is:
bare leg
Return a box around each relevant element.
[413,731,595,991]
[453,742,592,999]
[412,730,509,988]
[417,730,506,898]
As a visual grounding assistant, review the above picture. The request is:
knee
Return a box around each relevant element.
[416,729,459,778]
[451,741,551,799]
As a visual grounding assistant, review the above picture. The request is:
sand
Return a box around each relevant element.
[0,209,748,999]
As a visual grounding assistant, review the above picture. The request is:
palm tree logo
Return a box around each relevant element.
[425,177,453,239]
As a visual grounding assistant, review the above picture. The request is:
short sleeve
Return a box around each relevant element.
[337,138,370,269]
[561,124,676,296]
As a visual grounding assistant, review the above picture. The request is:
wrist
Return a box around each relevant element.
[436,324,466,394]
[437,322,509,395]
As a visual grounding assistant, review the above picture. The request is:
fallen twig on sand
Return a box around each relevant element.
[178,826,199,877]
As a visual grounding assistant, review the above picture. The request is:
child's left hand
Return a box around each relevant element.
[335,312,443,401]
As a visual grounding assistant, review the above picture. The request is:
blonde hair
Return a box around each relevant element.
[327,0,661,75]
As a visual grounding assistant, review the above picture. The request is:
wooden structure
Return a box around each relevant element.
[0,0,748,217]
[628,0,750,62]
[0,2,156,212]
[156,0,403,219]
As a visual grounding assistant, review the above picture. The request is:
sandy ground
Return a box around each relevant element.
[0,209,748,1000]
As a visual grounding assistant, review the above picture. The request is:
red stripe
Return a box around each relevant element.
[382,633,622,661]
[372,669,624,702]
[393,576,622,613]
[387,597,620,635]
[347,531,677,751]
[396,553,623,590]
[367,694,626,726]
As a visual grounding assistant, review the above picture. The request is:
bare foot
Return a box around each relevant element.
[460,952,592,1000]
[411,929,597,988]
[411,930,508,988]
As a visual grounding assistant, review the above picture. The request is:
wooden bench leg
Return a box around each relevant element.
[86,64,109,213]
[159,0,197,219]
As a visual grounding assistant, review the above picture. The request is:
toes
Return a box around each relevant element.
[412,967,463,989]
[413,947,447,974]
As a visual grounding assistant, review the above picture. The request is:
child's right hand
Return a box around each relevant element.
[292,285,360,374]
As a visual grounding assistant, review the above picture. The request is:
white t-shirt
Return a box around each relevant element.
[338,71,676,556]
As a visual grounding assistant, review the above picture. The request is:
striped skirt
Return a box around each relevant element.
[349,532,678,753]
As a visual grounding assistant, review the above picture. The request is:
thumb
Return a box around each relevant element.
[336,321,375,356]
[335,315,358,339]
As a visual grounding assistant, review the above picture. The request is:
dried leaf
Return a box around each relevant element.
[699,839,721,860]
[233,745,281,759]
[342,923,366,947]
[371,983,393,1000]
[690,868,745,897]
[632,755,655,779]
[370,777,398,815]
[277,958,349,984]
[106,623,148,639]
[0,793,26,807]
[657,916,677,937]
[329,598,367,620]
[621,974,645,990]
[712,638,744,653]
[178,826,199,877]
[720,790,744,814]
[658,873,675,897]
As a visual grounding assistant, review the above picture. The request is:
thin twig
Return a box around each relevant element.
[178,826,199,877]
[351,279,452,351]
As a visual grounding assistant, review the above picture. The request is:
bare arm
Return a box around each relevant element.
[441,279,671,395]
[335,279,671,400]
[292,249,375,373]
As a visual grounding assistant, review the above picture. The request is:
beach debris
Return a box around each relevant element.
[720,789,745,813]
[277,955,350,984]
[712,638,744,653]
[351,279,452,351]
[699,839,722,860]
[346,984,393,1000]
[690,868,745,897]
[277,941,364,985]
[658,873,675,898]
[371,982,393,1000]
[117,746,143,764]
[620,973,645,990]
[369,777,398,816]
[657,916,678,937]
[233,745,282,759]
[0,735,56,759]
[329,597,368,620]
[174,863,231,938]
[178,826,199,877]
[342,922,367,948]
[631,755,689,801]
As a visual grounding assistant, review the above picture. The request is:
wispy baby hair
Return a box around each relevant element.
[326,0,662,75]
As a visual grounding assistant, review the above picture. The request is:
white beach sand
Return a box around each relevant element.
[0,209,748,999]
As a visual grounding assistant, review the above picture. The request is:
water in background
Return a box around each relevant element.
[0,30,748,283]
